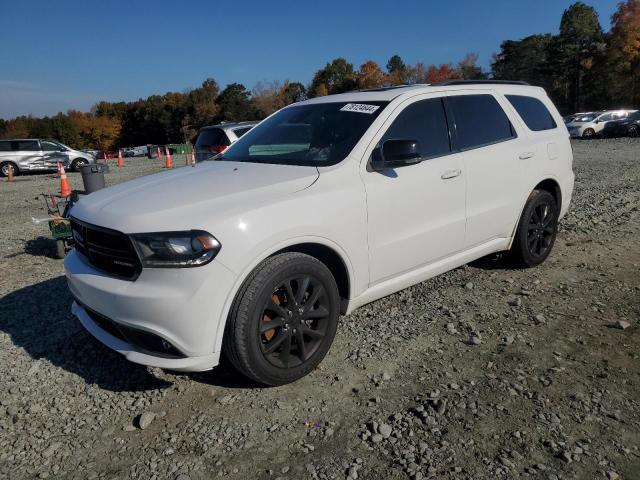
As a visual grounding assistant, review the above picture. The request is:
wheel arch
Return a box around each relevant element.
[507,177,563,249]
[213,237,355,355]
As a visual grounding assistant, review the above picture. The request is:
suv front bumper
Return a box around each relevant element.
[64,248,237,372]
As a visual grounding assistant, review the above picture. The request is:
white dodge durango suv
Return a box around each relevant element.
[65,81,574,385]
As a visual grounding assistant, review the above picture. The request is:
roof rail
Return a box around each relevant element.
[437,80,530,86]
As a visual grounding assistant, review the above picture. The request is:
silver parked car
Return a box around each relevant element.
[0,139,95,177]
[194,121,259,162]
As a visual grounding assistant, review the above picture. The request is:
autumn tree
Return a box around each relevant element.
[424,64,462,83]
[356,61,386,89]
[386,54,410,85]
[309,58,356,96]
[215,83,258,122]
[555,2,605,111]
[608,0,640,106]
[458,53,486,80]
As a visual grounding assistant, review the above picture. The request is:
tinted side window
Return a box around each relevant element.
[41,141,62,151]
[506,95,557,131]
[16,140,40,151]
[449,95,515,150]
[380,98,450,159]
[0,141,11,152]
[233,127,252,138]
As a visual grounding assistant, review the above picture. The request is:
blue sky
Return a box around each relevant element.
[0,0,620,119]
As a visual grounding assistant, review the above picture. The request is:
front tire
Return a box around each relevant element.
[0,161,18,177]
[582,128,596,139]
[508,190,558,268]
[71,158,88,171]
[223,252,340,386]
[628,125,639,138]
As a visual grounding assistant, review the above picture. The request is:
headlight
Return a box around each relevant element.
[130,230,221,268]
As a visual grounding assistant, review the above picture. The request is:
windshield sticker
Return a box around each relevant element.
[340,103,380,114]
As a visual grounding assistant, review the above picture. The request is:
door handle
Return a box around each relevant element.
[519,152,535,160]
[441,169,462,180]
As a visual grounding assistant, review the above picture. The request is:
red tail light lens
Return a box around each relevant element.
[208,145,228,154]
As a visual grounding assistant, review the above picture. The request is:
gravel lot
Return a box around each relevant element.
[1,141,638,480]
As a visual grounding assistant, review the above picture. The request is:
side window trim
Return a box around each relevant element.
[443,94,518,153]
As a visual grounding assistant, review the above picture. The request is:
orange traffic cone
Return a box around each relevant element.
[53,162,62,178]
[59,164,72,197]
[190,150,196,167]
[157,146,162,160]
[117,149,123,167]
[164,146,172,169]
[7,164,15,182]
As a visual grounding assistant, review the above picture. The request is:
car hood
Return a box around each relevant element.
[70,161,319,233]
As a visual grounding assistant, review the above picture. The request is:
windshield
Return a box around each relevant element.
[214,101,388,166]
[573,114,597,123]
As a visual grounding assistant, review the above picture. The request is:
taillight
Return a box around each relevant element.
[209,145,228,154]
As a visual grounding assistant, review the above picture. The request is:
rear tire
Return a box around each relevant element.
[508,190,558,268]
[0,161,18,177]
[582,128,596,139]
[223,252,340,386]
[628,125,639,138]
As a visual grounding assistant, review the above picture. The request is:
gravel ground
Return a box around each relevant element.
[0,141,638,480]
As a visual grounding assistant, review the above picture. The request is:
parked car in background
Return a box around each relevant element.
[122,146,147,157]
[194,121,259,162]
[66,81,574,385]
[563,113,587,124]
[0,138,95,177]
[602,110,640,138]
[566,110,631,138]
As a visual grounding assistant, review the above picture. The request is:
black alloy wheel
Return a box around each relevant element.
[508,189,558,268]
[526,202,555,259]
[259,275,330,369]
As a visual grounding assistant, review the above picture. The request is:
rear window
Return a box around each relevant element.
[449,95,515,150]
[195,128,230,149]
[16,140,40,151]
[506,95,557,131]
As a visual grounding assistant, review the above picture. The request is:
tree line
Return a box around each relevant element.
[0,1,637,150]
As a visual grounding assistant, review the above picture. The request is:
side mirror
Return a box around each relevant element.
[595,119,601,124]
[371,139,422,170]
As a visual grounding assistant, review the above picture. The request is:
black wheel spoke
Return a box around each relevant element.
[295,329,308,361]
[284,281,297,307]
[304,306,329,320]
[280,333,292,367]
[543,225,555,234]
[267,298,288,318]
[295,276,310,304]
[260,317,285,333]
[264,330,288,354]
[305,285,324,308]
[301,326,325,340]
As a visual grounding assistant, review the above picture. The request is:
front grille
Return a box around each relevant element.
[71,218,141,280]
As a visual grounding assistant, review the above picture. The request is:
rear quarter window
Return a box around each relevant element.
[448,94,515,150]
[506,95,557,131]
[0,141,12,152]
[195,128,230,148]
[232,127,252,138]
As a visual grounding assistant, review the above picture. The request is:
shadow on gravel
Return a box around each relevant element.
[186,362,264,390]
[469,253,515,271]
[0,276,172,392]
[24,236,58,258]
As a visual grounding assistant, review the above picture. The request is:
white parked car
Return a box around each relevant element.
[65,81,574,385]
[566,110,631,138]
